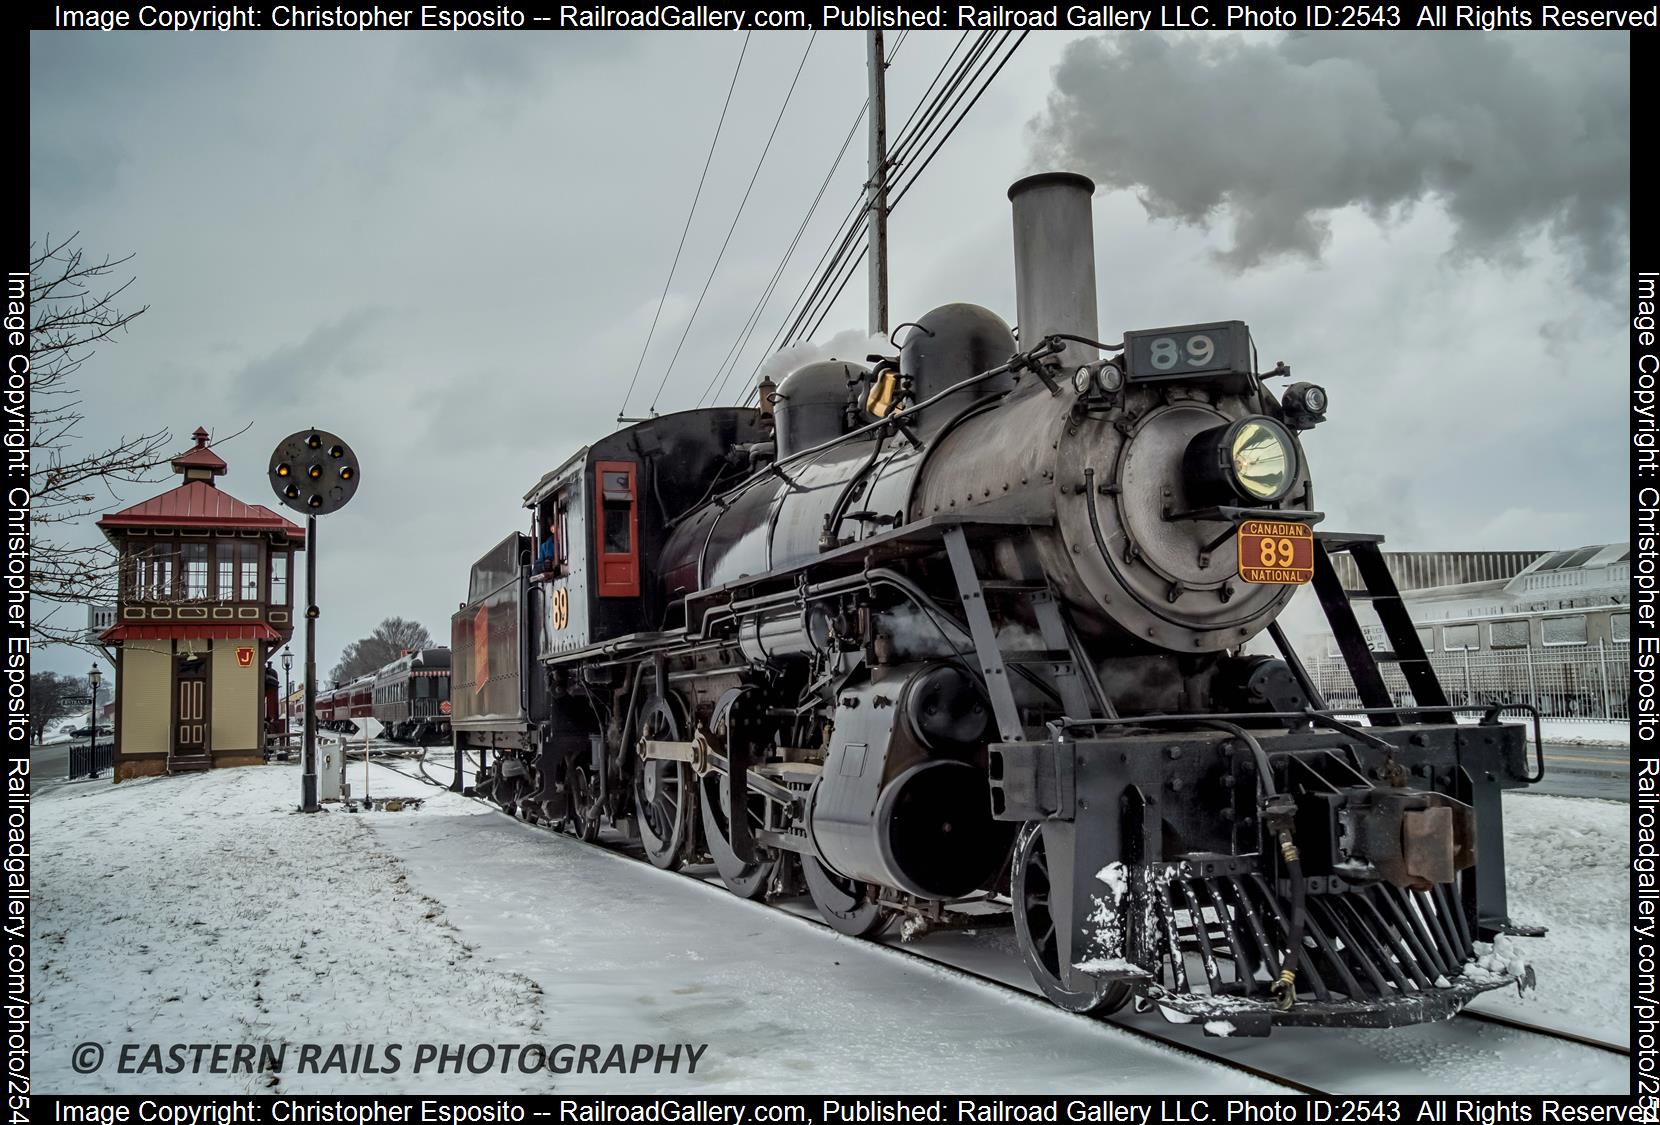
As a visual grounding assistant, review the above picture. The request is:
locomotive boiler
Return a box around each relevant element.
[450,173,1540,1034]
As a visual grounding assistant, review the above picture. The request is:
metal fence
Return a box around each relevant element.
[1307,640,1631,721]
[68,741,112,779]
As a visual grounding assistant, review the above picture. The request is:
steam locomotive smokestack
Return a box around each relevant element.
[1008,172,1099,373]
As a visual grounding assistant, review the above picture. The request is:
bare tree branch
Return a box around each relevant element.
[28,236,166,656]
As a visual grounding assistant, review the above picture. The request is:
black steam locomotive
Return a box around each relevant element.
[451,173,1539,1035]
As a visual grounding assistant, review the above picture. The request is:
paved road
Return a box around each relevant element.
[32,741,73,780]
[29,739,112,785]
[1531,740,1629,801]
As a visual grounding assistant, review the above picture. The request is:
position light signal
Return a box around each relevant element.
[269,428,361,517]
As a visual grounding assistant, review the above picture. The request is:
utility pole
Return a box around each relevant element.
[866,29,889,339]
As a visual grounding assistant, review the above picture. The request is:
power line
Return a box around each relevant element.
[646,30,818,415]
[750,34,987,379]
[616,33,751,421]
[735,30,1021,405]
[778,35,978,347]
[698,95,870,408]
[890,32,1030,211]
[791,33,1030,357]
[887,32,993,170]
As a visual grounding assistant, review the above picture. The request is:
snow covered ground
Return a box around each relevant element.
[1503,718,1629,748]
[32,760,1274,1095]
[1467,792,1630,1041]
[31,754,1629,1095]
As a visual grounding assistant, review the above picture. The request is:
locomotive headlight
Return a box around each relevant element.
[1072,365,1095,396]
[1226,418,1295,501]
[1183,415,1298,505]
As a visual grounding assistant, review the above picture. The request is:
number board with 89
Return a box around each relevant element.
[1237,520,1315,585]
[1122,320,1253,387]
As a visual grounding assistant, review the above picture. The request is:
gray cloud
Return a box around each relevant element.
[1031,32,1629,290]
[234,307,394,402]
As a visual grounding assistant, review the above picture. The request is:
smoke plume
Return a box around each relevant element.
[1031,33,1629,290]
[757,329,894,386]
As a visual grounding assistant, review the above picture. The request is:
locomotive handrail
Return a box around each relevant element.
[1045,703,1546,783]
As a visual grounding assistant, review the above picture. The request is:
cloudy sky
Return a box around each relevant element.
[28,29,1630,679]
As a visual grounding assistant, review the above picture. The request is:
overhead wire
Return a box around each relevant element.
[795,32,1028,348]
[889,32,1030,211]
[697,95,870,408]
[775,33,990,348]
[699,28,1023,408]
[784,33,1008,347]
[616,32,751,421]
[645,31,819,415]
[733,32,976,408]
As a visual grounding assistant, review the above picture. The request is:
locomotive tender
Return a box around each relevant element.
[451,173,1539,1034]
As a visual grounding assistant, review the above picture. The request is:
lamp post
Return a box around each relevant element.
[87,665,103,779]
[282,649,294,735]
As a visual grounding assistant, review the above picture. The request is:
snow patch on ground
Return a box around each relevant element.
[32,766,545,1094]
[1468,792,1629,1043]
[1340,715,1629,747]
[1499,718,1629,748]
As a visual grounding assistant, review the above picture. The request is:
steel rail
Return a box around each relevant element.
[1458,1008,1630,1056]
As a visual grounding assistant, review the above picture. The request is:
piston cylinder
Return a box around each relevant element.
[807,663,1012,900]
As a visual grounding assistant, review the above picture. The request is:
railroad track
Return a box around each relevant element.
[1458,1008,1630,1057]
[366,750,1626,1091]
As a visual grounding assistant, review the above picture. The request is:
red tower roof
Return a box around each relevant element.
[97,426,305,543]
[170,426,228,477]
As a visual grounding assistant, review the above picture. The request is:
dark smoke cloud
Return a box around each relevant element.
[1031,32,1629,289]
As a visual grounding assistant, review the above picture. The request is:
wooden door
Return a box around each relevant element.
[176,654,208,752]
